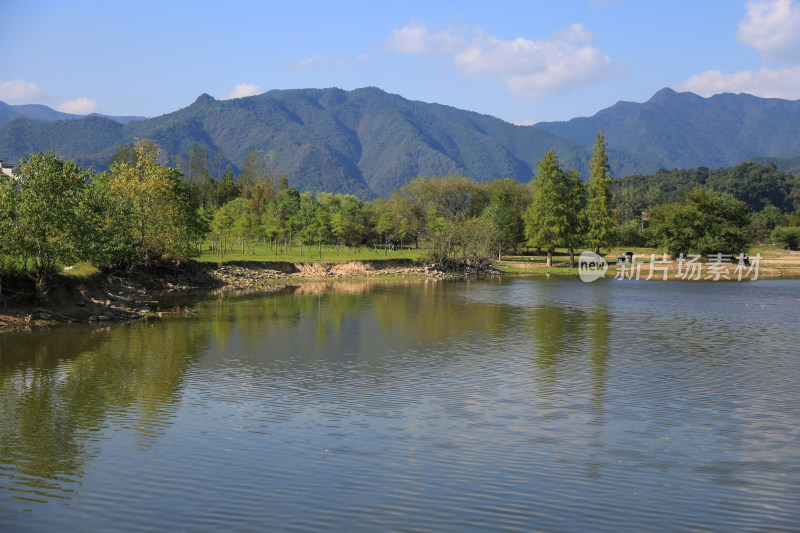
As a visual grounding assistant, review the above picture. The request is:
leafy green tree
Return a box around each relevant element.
[376,212,392,256]
[9,152,89,298]
[79,173,138,268]
[107,138,204,266]
[259,207,283,256]
[405,175,483,222]
[110,143,138,166]
[311,205,332,258]
[295,192,320,255]
[562,169,587,267]
[647,188,751,256]
[585,130,616,254]
[275,185,301,251]
[218,166,241,205]
[524,150,572,267]
[185,144,212,207]
[221,198,256,254]
[211,205,235,257]
[425,211,456,261]
[0,172,18,294]
[336,195,366,250]
[240,150,269,198]
[480,179,526,259]
[771,226,800,250]
[460,216,496,261]
[785,210,800,227]
[387,189,424,249]
[749,205,784,242]
[616,219,647,247]
[613,161,799,214]
[211,146,227,183]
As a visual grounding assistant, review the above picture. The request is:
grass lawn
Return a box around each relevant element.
[196,241,429,264]
[60,261,101,280]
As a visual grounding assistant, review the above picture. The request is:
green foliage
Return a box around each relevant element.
[616,219,647,247]
[218,166,241,205]
[771,226,800,250]
[182,143,213,208]
[646,188,751,256]
[524,151,585,266]
[748,205,784,242]
[0,87,591,199]
[78,172,139,268]
[561,169,587,265]
[239,150,271,198]
[0,173,16,257]
[585,130,616,253]
[105,138,205,266]
[6,88,800,200]
[534,88,800,177]
[7,152,89,297]
[480,178,527,257]
[613,161,800,217]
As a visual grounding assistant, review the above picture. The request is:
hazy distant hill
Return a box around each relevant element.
[0,101,144,126]
[748,155,800,175]
[0,88,590,197]
[2,87,800,198]
[533,88,800,175]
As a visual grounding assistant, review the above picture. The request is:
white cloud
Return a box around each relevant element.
[57,97,99,114]
[384,17,465,54]
[290,55,349,73]
[738,0,800,62]
[221,83,264,100]
[550,23,595,43]
[0,78,43,101]
[384,19,621,98]
[513,119,537,126]
[677,66,800,99]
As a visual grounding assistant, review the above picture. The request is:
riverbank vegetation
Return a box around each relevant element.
[3,131,800,306]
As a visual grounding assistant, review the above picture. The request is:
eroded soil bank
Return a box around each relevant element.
[0,258,499,329]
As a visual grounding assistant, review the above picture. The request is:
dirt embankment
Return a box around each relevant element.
[0,258,499,329]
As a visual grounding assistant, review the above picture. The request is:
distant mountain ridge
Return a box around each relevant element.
[0,88,590,197]
[0,101,144,126]
[1,87,800,198]
[533,88,800,175]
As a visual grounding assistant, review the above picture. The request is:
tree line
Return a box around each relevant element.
[1,139,205,298]
[3,132,800,301]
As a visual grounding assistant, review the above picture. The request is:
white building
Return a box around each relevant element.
[0,158,15,178]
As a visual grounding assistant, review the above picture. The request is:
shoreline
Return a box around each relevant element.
[3,253,799,331]
[0,259,498,330]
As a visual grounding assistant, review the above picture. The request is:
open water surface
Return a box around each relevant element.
[1,277,799,531]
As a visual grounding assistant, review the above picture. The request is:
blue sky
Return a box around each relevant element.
[2,0,800,124]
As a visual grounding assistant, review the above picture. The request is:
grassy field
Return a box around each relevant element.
[43,243,800,279]
[196,241,429,264]
[497,244,800,277]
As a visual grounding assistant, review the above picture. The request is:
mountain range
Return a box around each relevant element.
[0,101,144,126]
[1,87,799,198]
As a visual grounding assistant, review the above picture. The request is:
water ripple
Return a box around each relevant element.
[2,279,800,531]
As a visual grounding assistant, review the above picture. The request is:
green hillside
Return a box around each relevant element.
[3,87,800,198]
[534,88,800,174]
[0,88,590,198]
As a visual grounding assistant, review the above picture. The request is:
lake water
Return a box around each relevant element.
[1,276,800,532]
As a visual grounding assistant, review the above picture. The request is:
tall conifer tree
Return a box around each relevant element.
[585,130,616,254]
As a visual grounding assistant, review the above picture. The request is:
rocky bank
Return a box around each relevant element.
[0,258,500,329]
